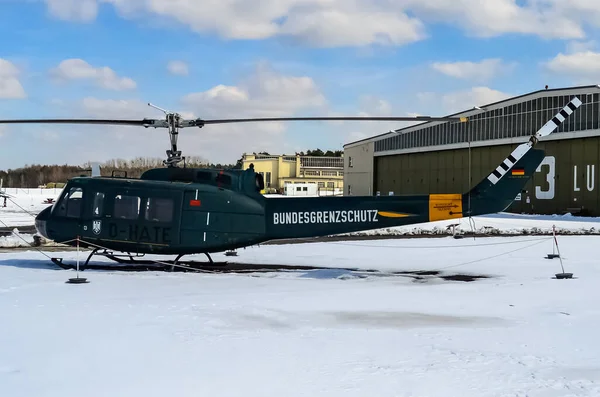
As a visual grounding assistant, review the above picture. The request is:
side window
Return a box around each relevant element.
[145,197,173,222]
[56,186,83,218]
[113,195,140,220]
[215,173,232,186]
[93,192,104,217]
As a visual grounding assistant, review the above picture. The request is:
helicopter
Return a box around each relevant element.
[0,96,582,270]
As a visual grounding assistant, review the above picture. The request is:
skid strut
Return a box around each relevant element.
[51,249,221,272]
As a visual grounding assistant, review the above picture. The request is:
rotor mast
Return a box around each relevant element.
[147,103,189,167]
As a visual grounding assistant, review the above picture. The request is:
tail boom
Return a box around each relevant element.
[263,96,581,240]
[265,195,430,239]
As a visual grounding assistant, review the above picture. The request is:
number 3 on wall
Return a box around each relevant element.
[535,156,555,200]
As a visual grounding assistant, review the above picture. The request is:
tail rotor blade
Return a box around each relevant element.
[533,96,582,140]
[486,96,582,185]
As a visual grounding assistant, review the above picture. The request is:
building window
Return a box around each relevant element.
[266,171,271,187]
[347,184,352,195]
[348,156,353,167]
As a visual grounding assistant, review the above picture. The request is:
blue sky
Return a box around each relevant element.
[1,0,600,169]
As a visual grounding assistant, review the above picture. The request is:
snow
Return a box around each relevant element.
[1,233,600,396]
[0,187,61,228]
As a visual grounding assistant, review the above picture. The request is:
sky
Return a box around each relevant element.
[1,0,600,169]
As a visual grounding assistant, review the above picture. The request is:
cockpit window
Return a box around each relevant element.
[55,186,83,218]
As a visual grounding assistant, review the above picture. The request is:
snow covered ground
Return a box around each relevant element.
[0,187,61,228]
[1,235,599,396]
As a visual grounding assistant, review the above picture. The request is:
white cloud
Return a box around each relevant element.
[277,4,426,47]
[45,0,427,47]
[33,97,178,165]
[358,95,392,116]
[181,62,327,117]
[80,97,154,118]
[45,0,98,22]
[403,0,585,40]
[49,59,136,91]
[33,64,330,165]
[0,59,26,99]
[431,58,515,83]
[44,0,600,46]
[566,40,597,53]
[332,95,424,143]
[440,87,512,114]
[544,51,600,83]
[179,62,328,161]
[417,87,512,114]
[167,60,189,76]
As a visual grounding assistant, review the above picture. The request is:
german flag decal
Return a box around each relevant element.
[511,168,525,176]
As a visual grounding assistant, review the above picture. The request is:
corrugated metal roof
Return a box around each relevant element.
[343,84,600,148]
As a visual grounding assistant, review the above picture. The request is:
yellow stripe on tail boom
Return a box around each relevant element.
[377,211,413,218]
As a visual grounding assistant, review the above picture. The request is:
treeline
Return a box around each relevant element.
[0,156,237,188]
[1,148,343,188]
[296,149,343,157]
[255,149,343,157]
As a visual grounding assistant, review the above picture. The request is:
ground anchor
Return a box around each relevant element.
[548,225,573,279]
[66,237,89,284]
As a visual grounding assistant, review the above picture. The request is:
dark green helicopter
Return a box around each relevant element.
[1,97,582,270]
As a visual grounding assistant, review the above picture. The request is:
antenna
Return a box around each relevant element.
[148,102,169,114]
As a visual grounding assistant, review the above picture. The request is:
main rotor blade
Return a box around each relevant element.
[200,116,467,124]
[0,115,468,128]
[0,119,157,126]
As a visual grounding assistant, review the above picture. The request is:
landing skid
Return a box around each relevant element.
[49,248,344,273]
[51,248,222,273]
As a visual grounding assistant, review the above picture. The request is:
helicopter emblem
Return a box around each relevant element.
[92,220,102,235]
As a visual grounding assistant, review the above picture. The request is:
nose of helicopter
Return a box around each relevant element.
[35,206,52,239]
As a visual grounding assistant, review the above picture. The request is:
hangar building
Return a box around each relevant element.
[343,85,600,216]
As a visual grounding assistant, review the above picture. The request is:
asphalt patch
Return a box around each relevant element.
[390,270,490,282]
